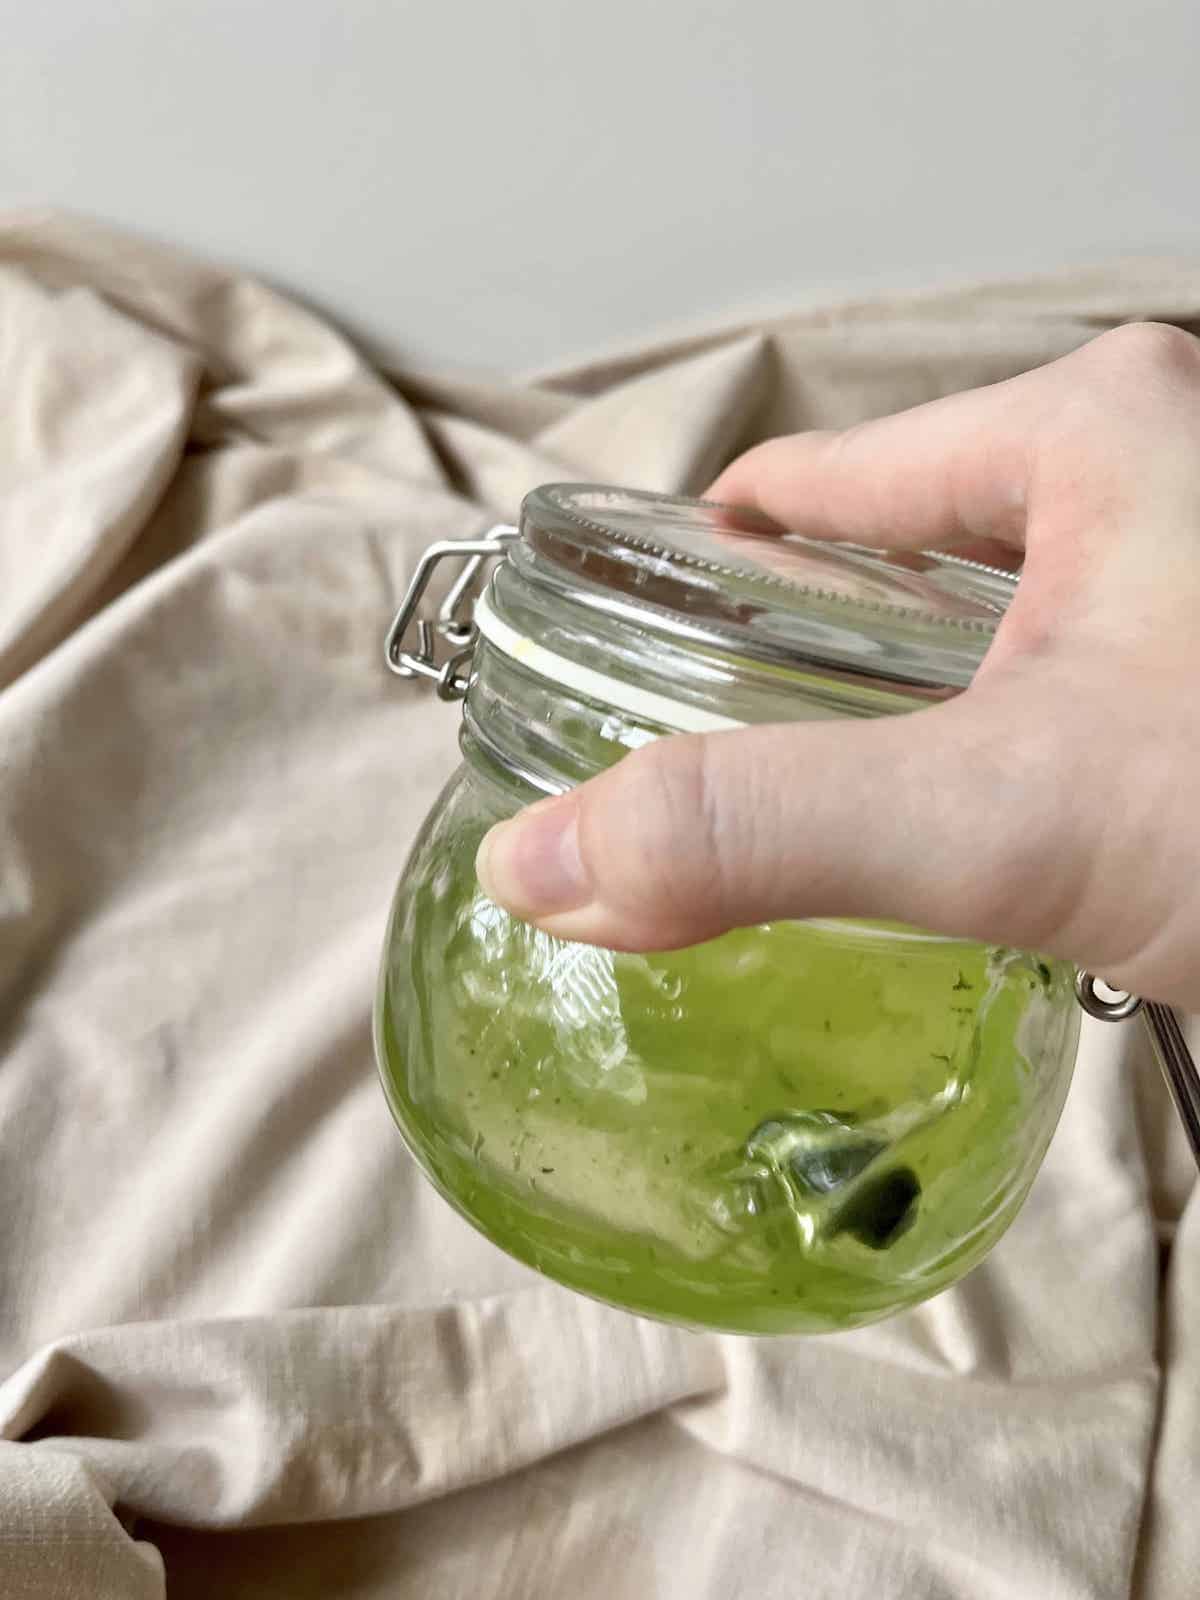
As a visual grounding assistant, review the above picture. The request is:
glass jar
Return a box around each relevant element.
[375,484,1085,1335]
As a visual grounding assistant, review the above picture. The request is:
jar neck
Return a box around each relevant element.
[461,552,930,798]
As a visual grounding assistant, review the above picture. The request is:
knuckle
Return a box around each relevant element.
[622,737,736,928]
[1038,323,1200,485]
[582,738,714,917]
[1086,320,1200,387]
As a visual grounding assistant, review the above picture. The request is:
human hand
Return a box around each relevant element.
[476,323,1200,1009]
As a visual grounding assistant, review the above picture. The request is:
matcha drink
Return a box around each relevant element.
[377,771,1078,1334]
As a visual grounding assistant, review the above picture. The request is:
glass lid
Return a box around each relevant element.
[515,483,1018,693]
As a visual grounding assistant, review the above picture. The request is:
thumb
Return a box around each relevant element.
[474,691,1077,954]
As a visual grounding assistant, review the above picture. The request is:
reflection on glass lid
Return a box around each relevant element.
[514,483,1019,693]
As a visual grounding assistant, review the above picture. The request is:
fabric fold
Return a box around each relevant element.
[1,1294,724,1528]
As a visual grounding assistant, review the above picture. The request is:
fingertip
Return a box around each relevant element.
[475,797,591,922]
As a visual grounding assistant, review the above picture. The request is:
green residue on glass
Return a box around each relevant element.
[376,774,1078,1335]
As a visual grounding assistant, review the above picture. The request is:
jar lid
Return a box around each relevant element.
[514,483,1016,694]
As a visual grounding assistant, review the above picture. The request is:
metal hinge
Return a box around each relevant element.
[383,525,518,701]
[1077,971,1200,1168]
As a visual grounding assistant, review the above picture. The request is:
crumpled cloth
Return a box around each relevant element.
[1,212,1198,1599]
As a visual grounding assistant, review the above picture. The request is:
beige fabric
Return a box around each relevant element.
[1,212,1198,1599]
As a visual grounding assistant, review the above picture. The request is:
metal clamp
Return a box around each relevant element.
[384,526,517,700]
[1074,970,1144,1023]
[1076,969,1200,1170]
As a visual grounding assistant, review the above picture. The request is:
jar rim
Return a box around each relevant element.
[515,483,1017,696]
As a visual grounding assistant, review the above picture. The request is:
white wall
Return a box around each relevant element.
[2,0,1198,376]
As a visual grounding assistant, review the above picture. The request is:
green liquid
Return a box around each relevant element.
[377,782,1076,1334]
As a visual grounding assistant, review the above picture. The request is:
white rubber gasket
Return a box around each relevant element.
[473,591,745,736]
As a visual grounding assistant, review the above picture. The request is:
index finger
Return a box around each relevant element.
[707,364,1052,556]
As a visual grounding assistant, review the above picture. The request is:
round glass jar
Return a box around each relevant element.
[376,484,1082,1335]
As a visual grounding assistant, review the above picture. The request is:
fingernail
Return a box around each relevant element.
[475,798,590,918]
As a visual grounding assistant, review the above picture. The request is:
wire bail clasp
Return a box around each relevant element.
[1076,969,1200,1170]
[1074,971,1144,1023]
[384,526,518,701]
